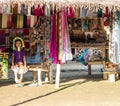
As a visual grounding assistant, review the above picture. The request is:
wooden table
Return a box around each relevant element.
[71,44,108,75]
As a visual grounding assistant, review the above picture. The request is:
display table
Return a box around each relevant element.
[71,44,108,75]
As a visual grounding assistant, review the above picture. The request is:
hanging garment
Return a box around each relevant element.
[58,9,73,63]
[93,7,98,18]
[0,14,7,28]
[34,4,44,16]
[23,15,31,28]
[20,4,28,15]
[27,5,31,16]
[74,6,80,18]
[30,15,35,27]
[50,14,58,64]
[81,6,88,18]
[31,6,34,15]
[103,6,110,26]
[7,14,12,28]
[27,16,31,28]
[116,11,120,64]
[0,3,5,13]
[17,14,24,28]
[86,8,94,18]
[67,6,75,18]
[12,14,17,28]
[97,7,103,18]
[11,3,18,14]
[62,9,73,62]
[0,30,6,46]
[109,13,120,64]
[109,21,119,64]
[4,3,11,14]
[103,7,110,18]
[19,15,24,28]
[44,3,51,16]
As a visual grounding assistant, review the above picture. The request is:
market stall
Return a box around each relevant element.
[0,0,120,88]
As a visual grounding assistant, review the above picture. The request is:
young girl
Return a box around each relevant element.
[11,37,27,87]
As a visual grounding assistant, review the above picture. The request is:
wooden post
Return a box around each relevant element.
[55,64,61,88]
[88,64,91,75]
[49,64,53,84]
[37,68,42,85]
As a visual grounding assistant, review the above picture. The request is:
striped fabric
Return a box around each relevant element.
[61,9,73,63]
[58,12,63,61]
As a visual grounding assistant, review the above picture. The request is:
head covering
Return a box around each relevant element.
[13,37,25,50]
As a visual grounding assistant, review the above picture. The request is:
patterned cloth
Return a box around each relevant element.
[109,11,120,64]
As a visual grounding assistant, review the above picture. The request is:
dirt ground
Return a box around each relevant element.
[0,63,120,106]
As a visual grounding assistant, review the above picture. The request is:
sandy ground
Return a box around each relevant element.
[0,62,120,106]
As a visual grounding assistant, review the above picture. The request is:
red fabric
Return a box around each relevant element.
[103,7,110,17]
[23,29,29,35]
[24,42,30,48]
[67,7,75,18]
[7,14,12,28]
[34,5,44,16]
[27,16,31,28]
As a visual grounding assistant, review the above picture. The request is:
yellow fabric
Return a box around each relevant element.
[2,14,7,28]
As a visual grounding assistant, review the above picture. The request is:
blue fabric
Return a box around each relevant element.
[76,48,88,65]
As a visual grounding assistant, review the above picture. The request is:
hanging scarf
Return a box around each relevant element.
[109,11,120,64]
[50,14,58,64]
[62,9,73,63]
[116,10,120,63]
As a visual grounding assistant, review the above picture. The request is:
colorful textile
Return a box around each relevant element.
[109,12,119,64]
[116,11,120,64]
[45,3,51,16]
[7,14,12,28]
[81,6,88,18]
[0,14,7,28]
[11,3,18,14]
[12,14,17,28]
[98,7,103,18]
[50,14,58,64]
[0,30,6,46]
[67,6,75,18]
[0,57,8,79]
[20,4,28,15]
[61,9,73,63]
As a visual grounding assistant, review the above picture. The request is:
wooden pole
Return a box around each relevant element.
[55,64,61,88]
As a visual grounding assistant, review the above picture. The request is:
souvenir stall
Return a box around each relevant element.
[0,0,120,88]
